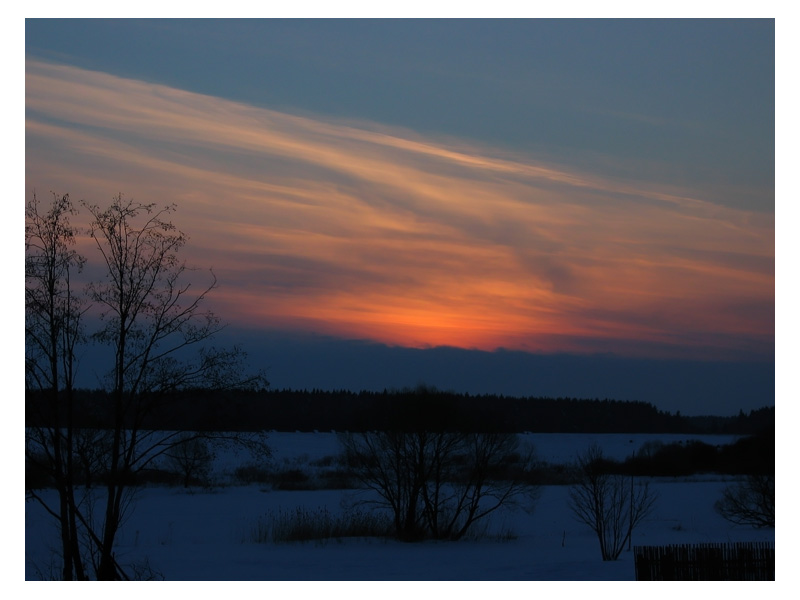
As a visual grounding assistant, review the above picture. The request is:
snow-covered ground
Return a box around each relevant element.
[25,432,774,581]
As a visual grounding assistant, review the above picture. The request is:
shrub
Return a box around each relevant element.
[271,468,315,490]
[569,444,657,561]
[715,474,774,528]
[134,467,183,487]
[341,431,538,541]
[233,463,271,485]
[528,462,579,485]
[718,429,775,475]
[625,440,719,477]
[309,455,337,467]
[318,469,358,489]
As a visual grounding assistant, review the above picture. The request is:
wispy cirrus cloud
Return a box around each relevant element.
[25,60,774,360]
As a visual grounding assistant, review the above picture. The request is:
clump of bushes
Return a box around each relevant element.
[527,462,579,485]
[233,463,272,485]
[588,431,775,478]
[317,468,358,489]
[133,468,184,487]
[271,468,315,490]
[309,455,337,468]
[233,460,355,490]
[624,440,719,477]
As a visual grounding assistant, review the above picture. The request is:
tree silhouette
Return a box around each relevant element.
[26,192,268,579]
[715,474,774,528]
[341,424,538,541]
[25,192,88,579]
[568,444,656,561]
[83,195,266,579]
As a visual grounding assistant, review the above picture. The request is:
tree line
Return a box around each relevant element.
[28,385,775,435]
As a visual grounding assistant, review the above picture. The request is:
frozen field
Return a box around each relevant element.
[25,432,774,581]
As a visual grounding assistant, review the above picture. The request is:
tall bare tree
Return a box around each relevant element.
[568,444,656,561]
[82,194,264,579]
[26,192,267,579]
[25,192,88,580]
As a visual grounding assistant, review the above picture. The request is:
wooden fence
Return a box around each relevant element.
[634,542,774,580]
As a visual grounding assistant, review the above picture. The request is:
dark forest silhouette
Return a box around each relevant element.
[27,385,774,435]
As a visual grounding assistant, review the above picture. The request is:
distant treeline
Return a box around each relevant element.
[27,386,774,435]
[593,429,774,477]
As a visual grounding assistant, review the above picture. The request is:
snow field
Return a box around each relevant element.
[25,432,774,582]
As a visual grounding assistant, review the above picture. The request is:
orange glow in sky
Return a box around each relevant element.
[26,60,774,360]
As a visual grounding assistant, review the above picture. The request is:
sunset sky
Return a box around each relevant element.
[24,18,776,414]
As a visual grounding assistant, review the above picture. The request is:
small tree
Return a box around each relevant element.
[715,474,774,528]
[163,433,215,488]
[568,444,656,561]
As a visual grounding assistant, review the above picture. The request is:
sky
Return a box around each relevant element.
[23,17,777,415]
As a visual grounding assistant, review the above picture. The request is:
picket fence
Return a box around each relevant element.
[634,542,774,580]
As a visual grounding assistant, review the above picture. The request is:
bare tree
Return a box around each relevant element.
[715,474,774,528]
[26,192,268,579]
[82,194,266,579]
[341,430,537,541]
[568,444,656,561]
[163,432,215,488]
[341,430,428,541]
[25,192,88,580]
